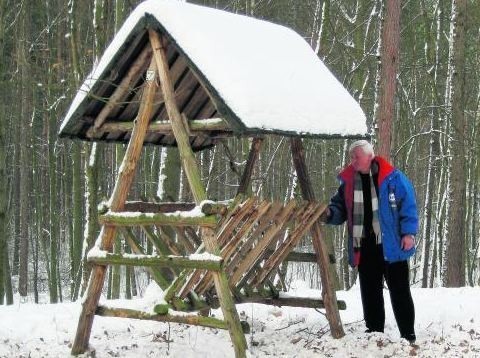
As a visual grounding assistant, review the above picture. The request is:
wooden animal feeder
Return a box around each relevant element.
[59,1,368,357]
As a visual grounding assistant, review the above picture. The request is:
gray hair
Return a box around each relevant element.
[348,140,374,156]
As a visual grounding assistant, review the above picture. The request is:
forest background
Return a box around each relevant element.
[0,0,478,306]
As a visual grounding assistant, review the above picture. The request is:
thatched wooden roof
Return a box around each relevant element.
[59,0,368,151]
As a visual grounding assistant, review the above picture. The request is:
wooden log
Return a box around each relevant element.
[109,200,227,216]
[98,117,232,136]
[150,30,206,204]
[221,201,271,259]
[163,244,206,303]
[98,211,217,227]
[71,59,158,356]
[290,137,345,339]
[237,137,263,196]
[200,201,229,216]
[237,294,346,310]
[88,252,223,271]
[196,200,272,295]
[229,200,297,287]
[226,202,284,275]
[150,30,247,357]
[251,203,325,287]
[123,201,196,213]
[178,268,206,299]
[87,46,153,136]
[216,197,257,247]
[96,305,228,330]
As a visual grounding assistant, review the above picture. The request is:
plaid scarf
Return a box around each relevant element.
[352,162,381,252]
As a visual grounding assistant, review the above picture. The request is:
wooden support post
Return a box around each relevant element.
[290,138,345,339]
[237,137,263,196]
[149,29,247,357]
[71,59,158,356]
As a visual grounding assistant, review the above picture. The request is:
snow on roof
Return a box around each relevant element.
[61,0,368,138]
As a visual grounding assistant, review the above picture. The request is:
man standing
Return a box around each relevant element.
[325,140,417,343]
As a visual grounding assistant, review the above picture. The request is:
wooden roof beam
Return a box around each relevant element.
[87,117,232,139]
[86,45,153,137]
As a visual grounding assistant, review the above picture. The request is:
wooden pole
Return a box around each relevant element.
[235,294,347,310]
[149,29,247,357]
[290,137,345,339]
[87,46,153,137]
[96,117,232,137]
[98,211,217,227]
[237,137,263,196]
[71,59,158,355]
[88,252,223,271]
[96,305,228,330]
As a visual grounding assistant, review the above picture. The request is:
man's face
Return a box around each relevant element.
[350,146,373,174]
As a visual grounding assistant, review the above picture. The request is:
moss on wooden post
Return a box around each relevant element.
[71,58,158,356]
[99,211,218,227]
[96,305,229,330]
[88,252,223,271]
[149,29,247,358]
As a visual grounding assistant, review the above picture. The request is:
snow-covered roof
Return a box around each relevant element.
[59,0,368,149]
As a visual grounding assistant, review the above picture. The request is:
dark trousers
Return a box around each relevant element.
[358,239,415,340]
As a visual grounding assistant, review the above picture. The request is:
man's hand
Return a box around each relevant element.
[401,235,415,250]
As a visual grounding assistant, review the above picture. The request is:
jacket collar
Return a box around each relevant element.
[338,156,395,186]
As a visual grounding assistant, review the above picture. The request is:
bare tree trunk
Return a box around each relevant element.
[0,0,6,304]
[18,4,31,300]
[420,0,443,288]
[444,0,467,287]
[375,0,400,160]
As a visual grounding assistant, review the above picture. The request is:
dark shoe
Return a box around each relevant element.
[365,329,384,334]
[401,333,416,344]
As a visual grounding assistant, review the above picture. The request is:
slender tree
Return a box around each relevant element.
[444,0,467,287]
[375,0,400,160]
[17,2,32,300]
[0,0,7,304]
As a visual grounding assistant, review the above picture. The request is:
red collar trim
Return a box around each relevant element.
[338,156,394,186]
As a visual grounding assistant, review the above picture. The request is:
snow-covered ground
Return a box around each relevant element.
[1,282,479,357]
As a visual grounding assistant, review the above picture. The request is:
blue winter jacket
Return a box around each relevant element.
[327,156,418,267]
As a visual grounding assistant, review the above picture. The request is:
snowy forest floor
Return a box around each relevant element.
[1,282,480,357]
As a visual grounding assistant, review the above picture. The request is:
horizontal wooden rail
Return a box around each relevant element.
[266,250,317,263]
[88,252,223,270]
[99,201,229,215]
[95,305,228,330]
[98,117,232,135]
[238,294,347,310]
[99,211,218,227]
